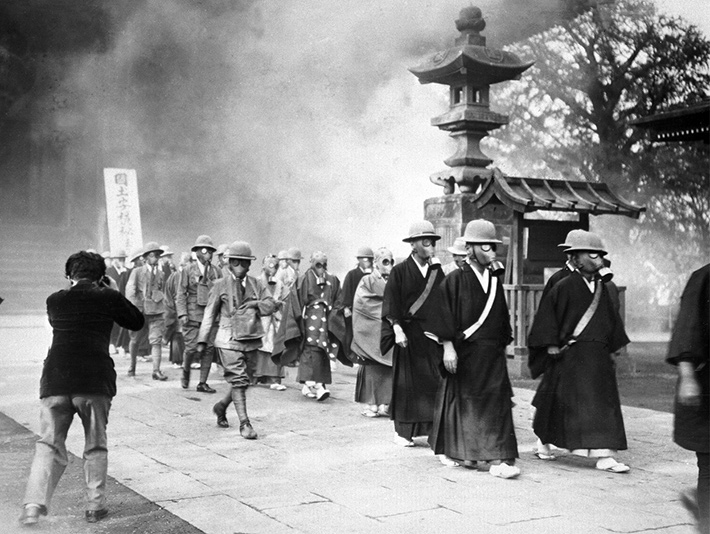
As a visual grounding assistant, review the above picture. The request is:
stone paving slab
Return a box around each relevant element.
[0,318,701,534]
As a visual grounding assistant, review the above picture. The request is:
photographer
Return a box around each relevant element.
[19,251,144,526]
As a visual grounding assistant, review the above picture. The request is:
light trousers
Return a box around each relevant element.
[23,394,112,512]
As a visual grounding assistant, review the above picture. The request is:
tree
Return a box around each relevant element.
[487,0,710,321]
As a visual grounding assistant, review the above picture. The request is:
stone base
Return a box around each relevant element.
[424,194,514,264]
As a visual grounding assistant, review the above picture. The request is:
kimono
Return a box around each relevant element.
[272,268,349,384]
[341,266,370,355]
[529,271,630,453]
[381,255,445,436]
[254,273,289,382]
[352,270,393,406]
[428,262,518,462]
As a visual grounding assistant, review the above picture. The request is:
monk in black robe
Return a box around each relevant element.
[529,231,630,473]
[382,221,445,446]
[428,219,519,478]
[666,264,709,532]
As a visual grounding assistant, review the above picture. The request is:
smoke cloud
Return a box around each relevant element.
[58,0,566,274]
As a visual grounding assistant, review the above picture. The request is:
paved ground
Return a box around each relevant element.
[0,315,700,533]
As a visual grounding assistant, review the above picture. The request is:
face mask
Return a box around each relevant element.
[489,260,505,276]
[596,266,613,283]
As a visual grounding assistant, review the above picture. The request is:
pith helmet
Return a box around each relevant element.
[447,237,468,255]
[101,251,111,259]
[462,219,502,244]
[558,229,586,248]
[160,245,174,257]
[142,242,164,256]
[356,246,374,258]
[277,250,289,260]
[216,243,229,256]
[563,230,608,255]
[112,249,127,259]
[402,221,441,243]
[129,246,143,263]
[288,247,302,261]
[225,241,256,260]
[192,235,216,251]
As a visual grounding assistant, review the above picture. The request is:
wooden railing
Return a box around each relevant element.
[503,284,544,352]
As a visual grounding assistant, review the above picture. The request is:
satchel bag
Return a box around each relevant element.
[231,306,264,341]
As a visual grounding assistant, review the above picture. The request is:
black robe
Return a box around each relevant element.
[666,264,709,453]
[428,263,518,462]
[381,256,445,425]
[529,272,630,451]
[529,266,621,379]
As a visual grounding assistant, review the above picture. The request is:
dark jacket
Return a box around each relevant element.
[667,264,709,453]
[40,280,144,398]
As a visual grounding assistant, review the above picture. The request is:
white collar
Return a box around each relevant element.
[411,255,428,278]
[467,259,490,292]
[581,275,595,293]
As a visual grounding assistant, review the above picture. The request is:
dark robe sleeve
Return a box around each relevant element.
[427,271,459,341]
[667,264,710,366]
[605,288,630,354]
[380,264,401,355]
[327,276,353,367]
[527,285,563,379]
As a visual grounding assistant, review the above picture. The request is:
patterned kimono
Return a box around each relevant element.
[272,268,348,384]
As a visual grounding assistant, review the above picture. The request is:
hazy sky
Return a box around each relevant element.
[62,0,707,274]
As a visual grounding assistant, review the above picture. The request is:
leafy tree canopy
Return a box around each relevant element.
[487,0,709,313]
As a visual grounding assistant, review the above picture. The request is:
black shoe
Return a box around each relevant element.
[19,504,46,526]
[85,508,108,523]
[213,402,229,428]
[196,382,216,393]
[239,421,257,440]
[127,368,135,377]
[152,370,168,381]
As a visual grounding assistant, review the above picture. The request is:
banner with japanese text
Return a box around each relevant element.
[103,168,143,258]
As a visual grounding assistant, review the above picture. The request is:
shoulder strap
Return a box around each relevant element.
[407,266,438,317]
[462,275,498,340]
[567,280,602,346]
[225,277,234,315]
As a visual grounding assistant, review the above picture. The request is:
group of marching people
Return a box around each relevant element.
[113,221,636,479]
[374,219,633,480]
[18,220,708,529]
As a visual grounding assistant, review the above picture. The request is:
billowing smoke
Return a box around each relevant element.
[60,0,566,274]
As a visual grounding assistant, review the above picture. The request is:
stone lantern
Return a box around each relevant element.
[408,6,645,377]
[409,6,533,194]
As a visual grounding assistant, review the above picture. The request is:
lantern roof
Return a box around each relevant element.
[410,46,534,87]
[409,6,533,87]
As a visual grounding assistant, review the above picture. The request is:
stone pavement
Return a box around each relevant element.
[0,315,700,533]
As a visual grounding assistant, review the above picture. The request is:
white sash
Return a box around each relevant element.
[462,275,498,340]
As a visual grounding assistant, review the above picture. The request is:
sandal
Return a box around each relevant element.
[534,451,557,461]
[595,458,630,473]
[361,409,379,418]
